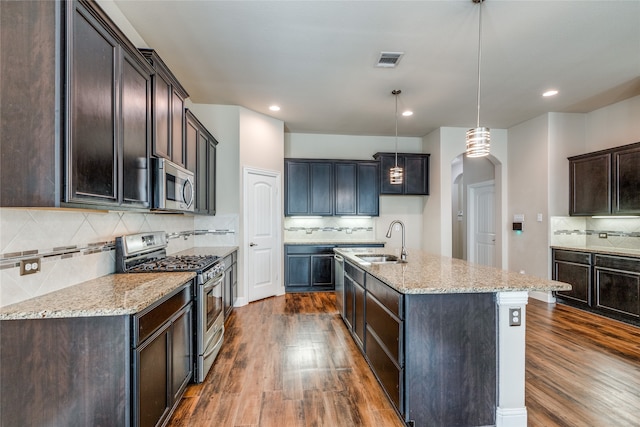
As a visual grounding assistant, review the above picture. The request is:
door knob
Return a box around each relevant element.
[249,242,257,247]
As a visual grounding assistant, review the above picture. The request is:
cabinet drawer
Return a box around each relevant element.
[367,274,402,318]
[366,293,401,362]
[595,268,640,317]
[553,249,591,265]
[134,284,191,345]
[366,327,402,411]
[345,261,365,285]
[595,255,640,273]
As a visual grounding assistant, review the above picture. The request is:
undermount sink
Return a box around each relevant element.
[355,254,400,264]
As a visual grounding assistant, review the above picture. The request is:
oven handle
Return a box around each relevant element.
[203,326,224,359]
[202,271,225,292]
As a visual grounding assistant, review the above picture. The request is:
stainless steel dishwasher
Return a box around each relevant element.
[334,253,345,317]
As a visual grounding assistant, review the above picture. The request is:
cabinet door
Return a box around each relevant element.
[171,90,185,166]
[207,138,217,215]
[310,162,333,215]
[285,255,311,288]
[554,261,591,305]
[195,132,208,214]
[379,154,404,195]
[136,324,170,427]
[285,161,310,215]
[344,274,354,331]
[357,162,380,215]
[171,304,193,403]
[121,53,151,207]
[311,254,334,288]
[69,5,118,204]
[152,72,172,160]
[404,155,429,195]
[184,112,198,175]
[569,153,611,215]
[335,162,357,215]
[353,280,366,350]
[613,145,640,214]
[595,268,640,317]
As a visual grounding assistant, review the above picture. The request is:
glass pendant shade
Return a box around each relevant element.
[390,166,403,184]
[465,126,491,158]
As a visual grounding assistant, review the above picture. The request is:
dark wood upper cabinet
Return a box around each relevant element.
[285,159,378,216]
[613,143,640,214]
[1,0,153,209]
[139,49,189,167]
[1,0,61,207]
[374,152,430,195]
[569,152,611,216]
[66,0,153,209]
[569,141,640,216]
[185,109,217,215]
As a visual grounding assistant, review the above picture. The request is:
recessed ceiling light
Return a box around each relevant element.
[543,90,558,97]
[269,105,280,111]
[402,110,413,117]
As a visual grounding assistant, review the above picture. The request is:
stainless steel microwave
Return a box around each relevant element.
[152,158,195,213]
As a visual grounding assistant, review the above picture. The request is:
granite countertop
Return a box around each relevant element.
[0,272,196,320]
[551,245,640,259]
[335,247,572,295]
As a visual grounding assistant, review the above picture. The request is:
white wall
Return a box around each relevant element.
[508,115,550,280]
[422,127,508,267]
[585,95,640,152]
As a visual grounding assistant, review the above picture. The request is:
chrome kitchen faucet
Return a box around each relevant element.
[386,220,408,262]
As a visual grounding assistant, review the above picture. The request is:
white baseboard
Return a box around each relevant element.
[528,290,556,303]
[496,406,527,427]
[234,296,248,307]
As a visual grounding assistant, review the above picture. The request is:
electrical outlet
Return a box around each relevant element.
[20,258,41,276]
[509,308,522,326]
[599,232,608,239]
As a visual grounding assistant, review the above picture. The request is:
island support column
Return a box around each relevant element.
[496,291,529,427]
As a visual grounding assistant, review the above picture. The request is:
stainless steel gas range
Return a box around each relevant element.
[116,231,225,383]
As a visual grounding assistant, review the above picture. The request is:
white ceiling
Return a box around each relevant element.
[112,0,640,137]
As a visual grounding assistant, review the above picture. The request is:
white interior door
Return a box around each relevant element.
[244,168,281,302]
[468,180,496,267]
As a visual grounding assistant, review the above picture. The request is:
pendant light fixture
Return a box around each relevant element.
[390,89,403,184]
[466,0,490,158]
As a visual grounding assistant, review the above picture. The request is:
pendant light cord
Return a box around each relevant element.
[394,92,399,167]
[475,0,483,128]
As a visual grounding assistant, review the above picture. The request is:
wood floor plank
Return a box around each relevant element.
[167,293,640,427]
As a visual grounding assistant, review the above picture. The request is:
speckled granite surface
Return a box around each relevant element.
[0,272,195,320]
[285,240,385,246]
[551,245,640,259]
[335,247,572,295]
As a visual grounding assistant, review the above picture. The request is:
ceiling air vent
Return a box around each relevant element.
[376,51,404,68]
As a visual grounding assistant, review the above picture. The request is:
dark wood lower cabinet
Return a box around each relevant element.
[0,316,129,427]
[0,282,193,427]
[553,249,640,325]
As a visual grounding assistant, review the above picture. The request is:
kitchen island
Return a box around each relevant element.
[334,247,571,427]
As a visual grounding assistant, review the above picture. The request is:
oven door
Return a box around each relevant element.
[197,271,224,382]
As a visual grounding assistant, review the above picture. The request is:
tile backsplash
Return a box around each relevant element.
[284,217,376,242]
[550,216,640,250]
[0,208,238,307]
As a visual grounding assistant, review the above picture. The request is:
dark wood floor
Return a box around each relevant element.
[167,293,640,427]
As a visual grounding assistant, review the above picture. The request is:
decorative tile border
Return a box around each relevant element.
[285,226,373,235]
[0,229,236,269]
[554,229,640,238]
